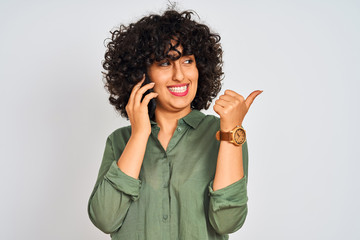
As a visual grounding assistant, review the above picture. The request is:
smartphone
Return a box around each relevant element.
[141,73,156,120]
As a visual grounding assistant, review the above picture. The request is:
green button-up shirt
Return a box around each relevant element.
[88,110,249,240]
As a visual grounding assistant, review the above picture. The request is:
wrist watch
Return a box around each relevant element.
[216,125,246,146]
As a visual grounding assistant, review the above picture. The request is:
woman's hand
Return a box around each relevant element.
[126,75,158,137]
[213,89,262,131]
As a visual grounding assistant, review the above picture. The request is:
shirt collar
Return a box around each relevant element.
[150,110,205,129]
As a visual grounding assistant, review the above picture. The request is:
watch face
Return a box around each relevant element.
[234,128,246,144]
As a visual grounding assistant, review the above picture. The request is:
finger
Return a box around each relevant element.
[215,99,229,108]
[129,75,146,105]
[213,104,224,116]
[219,94,236,102]
[224,89,244,101]
[141,92,159,107]
[134,82,155,107]
[245,90,263,109]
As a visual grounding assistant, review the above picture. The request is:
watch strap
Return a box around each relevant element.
[215,126,246,146]
[216,131,232,141]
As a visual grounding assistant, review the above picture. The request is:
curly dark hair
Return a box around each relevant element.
[102,9,223,119]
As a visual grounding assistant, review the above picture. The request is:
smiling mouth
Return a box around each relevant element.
[167,84,189,96]
[168,84,188,92]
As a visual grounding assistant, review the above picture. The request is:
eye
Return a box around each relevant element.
[159,60,170,66]
[184,59,194,64]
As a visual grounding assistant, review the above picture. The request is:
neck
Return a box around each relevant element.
[154,106,191,133]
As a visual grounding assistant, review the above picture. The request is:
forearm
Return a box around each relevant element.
[212,141,244,191]
[117,134,148,179]
[208,138,248,234]
[209,139,247,234]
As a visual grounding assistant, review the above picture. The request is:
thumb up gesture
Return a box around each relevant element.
[213,90,263,131]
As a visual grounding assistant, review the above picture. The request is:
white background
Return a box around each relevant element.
[1,0,359,239]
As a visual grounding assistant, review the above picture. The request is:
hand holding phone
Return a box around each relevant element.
[126,75,158,137]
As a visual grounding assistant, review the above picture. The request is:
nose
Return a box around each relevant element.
[172,61,185,82]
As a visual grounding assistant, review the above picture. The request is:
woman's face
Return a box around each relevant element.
[147,44,199,114]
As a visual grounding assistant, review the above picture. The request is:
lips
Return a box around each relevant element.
[167,84,189,97]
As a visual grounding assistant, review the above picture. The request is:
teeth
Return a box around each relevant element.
[168,85,188,93]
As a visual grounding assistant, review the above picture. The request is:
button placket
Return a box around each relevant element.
[162,154,170,224]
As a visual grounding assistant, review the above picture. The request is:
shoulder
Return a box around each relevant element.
[107,125,132,145]
[203,114,220,124]
[200,113,220,127]
[196,112,220,134]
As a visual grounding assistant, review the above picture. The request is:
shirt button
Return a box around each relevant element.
[163,215,168,220]
[177,127,181,131]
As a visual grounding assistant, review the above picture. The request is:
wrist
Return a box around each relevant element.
[216,125,246,146]
[130,133,150,144]
[131,126,152,138]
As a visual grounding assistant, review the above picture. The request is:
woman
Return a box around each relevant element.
[88,9,262,240]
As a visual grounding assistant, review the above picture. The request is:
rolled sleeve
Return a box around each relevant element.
[104,161,142,201]
[88,131,142,233]
[208,176,248,234]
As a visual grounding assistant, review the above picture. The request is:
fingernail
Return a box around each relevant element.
[150,82,155,85]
